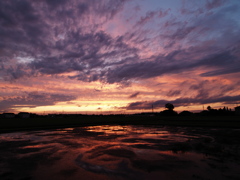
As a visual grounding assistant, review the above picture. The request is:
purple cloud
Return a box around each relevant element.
[135,9,168,26]
[1,0,240,113]
[129,92,140,98]
[206,0,227,10]
[125,95,240,110]
[105,49,239,84]
[0,0,239,83]
[0,92,77,112]
[166,90,181,97]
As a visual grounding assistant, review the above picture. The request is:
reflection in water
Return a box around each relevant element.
[0,125,240,180]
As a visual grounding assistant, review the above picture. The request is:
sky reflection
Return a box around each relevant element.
[0,125,240,180]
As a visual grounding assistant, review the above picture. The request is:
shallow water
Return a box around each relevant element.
[0,125,240,180]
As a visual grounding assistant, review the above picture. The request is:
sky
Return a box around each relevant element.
[0,0,240,114]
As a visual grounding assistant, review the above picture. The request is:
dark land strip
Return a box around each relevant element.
[1,115,240,134]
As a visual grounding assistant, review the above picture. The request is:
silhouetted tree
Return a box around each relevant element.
[160,103,177,116]
[165,103,174,111]
[207,106,212,111]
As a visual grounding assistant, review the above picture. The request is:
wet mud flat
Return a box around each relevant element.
[0,125,240,180]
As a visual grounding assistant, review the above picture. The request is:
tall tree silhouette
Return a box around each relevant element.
[165,103,174,111]
[207,106,212,111]
[160,103,177,116]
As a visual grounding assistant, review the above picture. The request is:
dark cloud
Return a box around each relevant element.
[129,92,140,98]
[106,59,182,83]
[123,78,240,111]
[0,0,37,26]
[135,9,168,26]
[166,90,181,97]
[166,26,196,42]
[0,0,239,83]
[200,64,240,77]
[1,64,30,81]
[125,95,240,110]
[0,0,239,84]
[126,101,150,110]
[206,0,227,10]
[0,0,137,81]
[105,49,240,84]
[189,79,238,100]
[45,0,68,8]
[137,11,156,25]
[0,0,240,113]
[0,92,77,112]
[196,51,237,67]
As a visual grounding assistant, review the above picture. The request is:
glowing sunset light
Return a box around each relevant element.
[1,0,240,114]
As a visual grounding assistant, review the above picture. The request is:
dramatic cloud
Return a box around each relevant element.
[106,50,240,83]
[1,0,239,82]
[0,0,240,113]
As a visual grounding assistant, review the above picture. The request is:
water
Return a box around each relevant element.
[0,125,240,180]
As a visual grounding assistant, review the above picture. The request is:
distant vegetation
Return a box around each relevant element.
[0,104,240,133]
[0,104,239,119]
[140,103,239,117]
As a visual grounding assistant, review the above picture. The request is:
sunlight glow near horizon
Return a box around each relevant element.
[11,101,236,115]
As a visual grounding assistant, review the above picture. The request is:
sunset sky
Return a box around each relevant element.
[1,0,240,114]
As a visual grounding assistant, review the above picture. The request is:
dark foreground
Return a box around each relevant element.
[1,115,240,133]
[0,125,240,180]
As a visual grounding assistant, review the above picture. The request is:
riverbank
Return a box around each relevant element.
[1,115,240,133]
